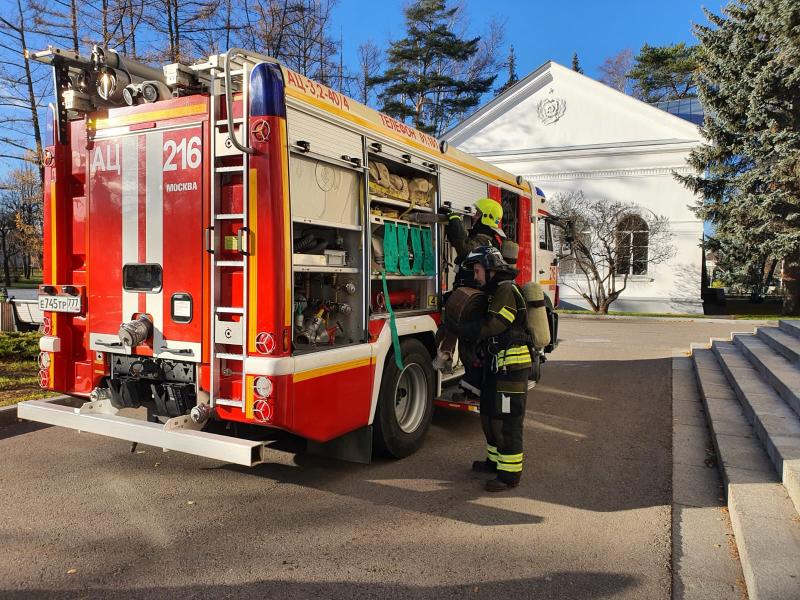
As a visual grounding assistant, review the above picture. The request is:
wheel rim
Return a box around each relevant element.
[393,362,428,434]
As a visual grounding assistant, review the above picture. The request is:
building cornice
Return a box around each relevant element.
[521,166,695,181]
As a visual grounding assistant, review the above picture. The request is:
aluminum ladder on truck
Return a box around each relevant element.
[202,49,261,411]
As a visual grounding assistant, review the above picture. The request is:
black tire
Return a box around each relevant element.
[374,338,435,458]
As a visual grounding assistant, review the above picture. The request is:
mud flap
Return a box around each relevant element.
[306,425,373,464]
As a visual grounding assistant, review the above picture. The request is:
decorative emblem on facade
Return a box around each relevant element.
[536,96,567,125]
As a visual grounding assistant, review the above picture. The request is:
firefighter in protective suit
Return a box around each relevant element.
[440,198,506,400]
[443,197,506,287]
[452,246,531,492]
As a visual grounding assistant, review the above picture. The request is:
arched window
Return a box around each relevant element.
[616,214,649,275]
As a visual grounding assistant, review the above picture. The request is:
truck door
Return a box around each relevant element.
[87,125,205,361]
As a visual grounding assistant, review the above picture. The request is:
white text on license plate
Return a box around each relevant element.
[38,295,81,313]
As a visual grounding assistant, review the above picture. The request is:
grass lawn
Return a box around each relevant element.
[3,271,43,289]
[0,358,54,407]
[0,332,55,407]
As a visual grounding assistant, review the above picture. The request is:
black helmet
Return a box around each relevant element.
[463,245,513,272]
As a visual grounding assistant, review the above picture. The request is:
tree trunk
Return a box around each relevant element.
[782,251,800,315]
[1,234,11,287]
[17,0,44,187]
[70,0,79,52]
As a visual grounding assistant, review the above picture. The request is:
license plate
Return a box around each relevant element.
[38,295,82,313]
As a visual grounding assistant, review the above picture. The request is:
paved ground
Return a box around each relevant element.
[0,317,770,599]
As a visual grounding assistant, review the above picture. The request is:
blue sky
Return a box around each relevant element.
[332,0,728,80]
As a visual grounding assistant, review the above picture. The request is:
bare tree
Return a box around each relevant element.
[0,0,49,186]
[31,0,81,52]
[144,0,220,63]
[355,39,381,105]
[551,191,675,314]
[239,0,338,84]
[598,48,633,93]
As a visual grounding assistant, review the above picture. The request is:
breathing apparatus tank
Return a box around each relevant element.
[521,282,551,349]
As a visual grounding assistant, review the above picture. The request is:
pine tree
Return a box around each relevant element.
[571,52,583,74]
[495,44,518,95]
[677,0,800,308]
[628,42,697,102]
[371,0,497,136]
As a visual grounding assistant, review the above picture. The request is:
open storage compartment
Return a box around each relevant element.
[367,149,438,318]
[290,152,365,353]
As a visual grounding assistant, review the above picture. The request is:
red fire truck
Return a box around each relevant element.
[19,46,560,465]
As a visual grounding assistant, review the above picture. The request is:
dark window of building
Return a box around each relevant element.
[616,214,649,276]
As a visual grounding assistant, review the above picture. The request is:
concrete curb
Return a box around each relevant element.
[558,313,777,325]
[671,353,745,599]
[692,348,800,600]
[0,396,77,427]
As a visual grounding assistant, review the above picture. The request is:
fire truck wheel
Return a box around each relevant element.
[374,338,434,458]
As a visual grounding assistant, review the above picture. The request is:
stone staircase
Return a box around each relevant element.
[690,320,800,600]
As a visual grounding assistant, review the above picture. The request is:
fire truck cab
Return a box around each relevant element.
[20,47,559,466]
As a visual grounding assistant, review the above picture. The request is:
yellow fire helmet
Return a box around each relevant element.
[473,197,505,236]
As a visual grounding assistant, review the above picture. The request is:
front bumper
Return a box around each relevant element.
[17,398,266,467]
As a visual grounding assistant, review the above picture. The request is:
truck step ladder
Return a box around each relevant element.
[204,50,260,411]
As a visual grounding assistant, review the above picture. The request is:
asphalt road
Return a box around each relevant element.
[0,317,769,599]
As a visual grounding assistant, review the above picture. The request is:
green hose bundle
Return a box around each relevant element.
[410,227,423,274]
[397,223,411,275]
[421,227,435,275]
[383,222,399,273]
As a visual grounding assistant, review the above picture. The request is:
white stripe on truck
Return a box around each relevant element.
[121,136,139,322]
[145,131,164,351]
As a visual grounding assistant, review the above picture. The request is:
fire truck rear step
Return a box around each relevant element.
[215,213,244,220]
[215,307,244,314]
[17,399,265,466]
[434,383,480,414]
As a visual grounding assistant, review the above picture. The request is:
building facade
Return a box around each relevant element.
[444,61,704,314]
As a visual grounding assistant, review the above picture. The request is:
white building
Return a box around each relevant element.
[444,61,704,314]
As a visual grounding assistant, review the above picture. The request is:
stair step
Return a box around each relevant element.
[215,352,245,361]
[779,319,800,339]
[216,260,244,268]
[691,348,800,600]
[711,340,800,514]
[733,334,800,418]
[216,213,244,220]
[216,307,245,314]
[757,326,800,363]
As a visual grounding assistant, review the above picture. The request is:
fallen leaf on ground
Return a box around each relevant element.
[66,569,77,575]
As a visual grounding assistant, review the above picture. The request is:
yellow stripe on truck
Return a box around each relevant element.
[248,168,258,353]
[279,119,291,329]
[284,87,525,191]
[91,104,206,129]
[293,357,372,383]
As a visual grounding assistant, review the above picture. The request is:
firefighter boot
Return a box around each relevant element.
[485,476,520,492]
[472,442,498,473]
[472,459,498,473]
